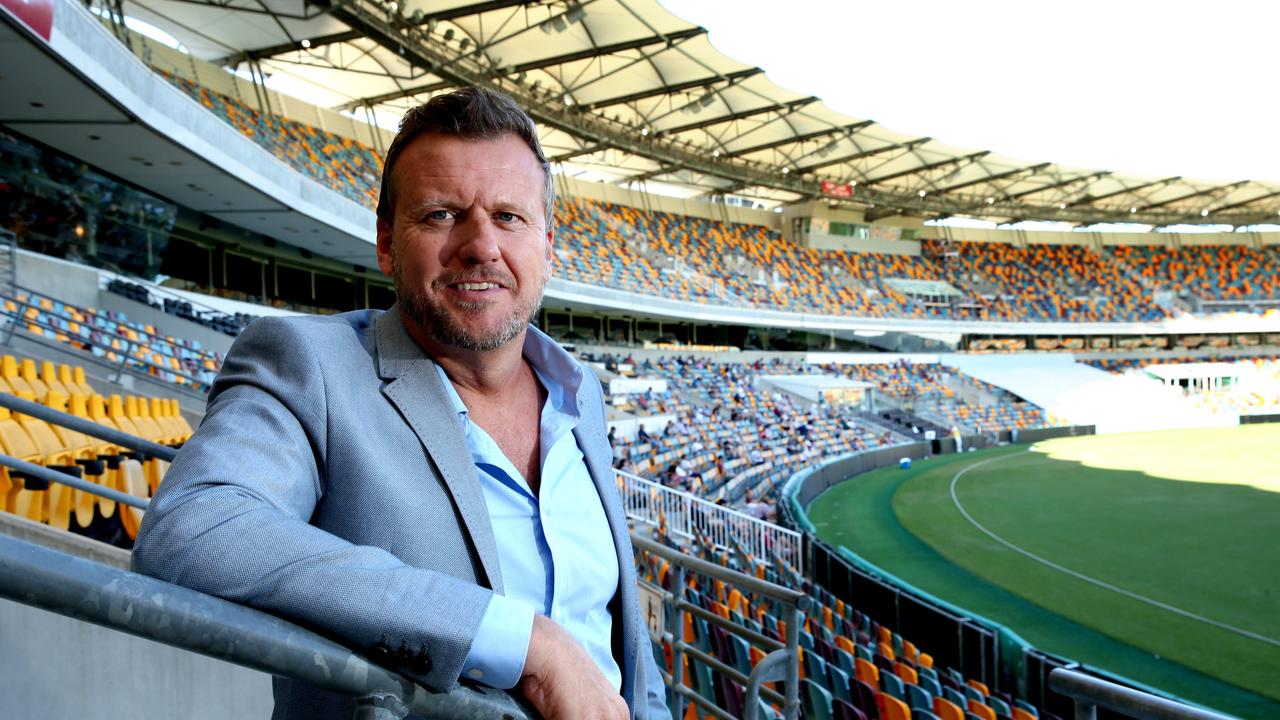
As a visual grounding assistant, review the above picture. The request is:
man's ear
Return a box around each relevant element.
[376,216,394,277]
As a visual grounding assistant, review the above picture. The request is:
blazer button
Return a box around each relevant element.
[368,641,392,666]
[410,651,432,676]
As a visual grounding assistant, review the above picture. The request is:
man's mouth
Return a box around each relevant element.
[452,281,502,291]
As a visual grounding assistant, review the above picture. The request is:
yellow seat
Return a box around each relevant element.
[40,361,71,399]
[19,358,49,401]
[92,395,147,538]
[2,355,36,396]
[68,365,96,398]
[967,700,997,720]
[0,405,43,520]
[44,392,103,529]
[12,391,77,530]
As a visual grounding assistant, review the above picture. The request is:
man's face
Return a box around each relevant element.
[376,132,552,352]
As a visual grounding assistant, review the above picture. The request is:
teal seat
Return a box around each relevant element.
[800,630,815,650]
[803,679,834,720]
[907,683,933,711]
[919,674,943,698]
[829,665,852,703]
[964,685,985,704]
[988,696,1012,717]
[856,645,874,662]
[691,658,717,704]
[918,666,938,681]
[945,688,967,707]
[880,671,906,700]
[729,635,753,676]
[912,711,942,720]
[835,648,857,677]
[804,648,830,685]
[1014,699,1039,717]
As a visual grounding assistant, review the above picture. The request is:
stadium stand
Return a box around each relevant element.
[4,288,223,391]
[145,74,1280,326]
[1110,244,1280,305]
[637,524,1063,720]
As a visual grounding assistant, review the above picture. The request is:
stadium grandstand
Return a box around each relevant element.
[0,1,1276,719]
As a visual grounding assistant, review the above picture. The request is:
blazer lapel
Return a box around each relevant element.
[374,307,504,593]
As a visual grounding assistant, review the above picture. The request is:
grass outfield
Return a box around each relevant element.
[806,426,1280,720]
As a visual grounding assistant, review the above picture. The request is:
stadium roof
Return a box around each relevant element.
[123,0,1280,227]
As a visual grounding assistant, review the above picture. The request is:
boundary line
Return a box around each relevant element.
[948,450,1280,649]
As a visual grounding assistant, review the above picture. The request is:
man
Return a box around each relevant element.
[132,87,669,720]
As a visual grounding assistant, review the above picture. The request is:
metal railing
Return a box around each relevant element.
[0,533,532,720]
[633,533,806,720]
[618,469,804,574]
[1048,668,1234,720]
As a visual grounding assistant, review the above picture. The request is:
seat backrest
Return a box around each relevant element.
[0,406,40,459]
[2,355,35,395]
[40,361,71,399]
[933,697,965,720]
[20,358,49,400]
[12,391,71,462]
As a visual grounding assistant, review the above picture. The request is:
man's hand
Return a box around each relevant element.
[518,614,629,720]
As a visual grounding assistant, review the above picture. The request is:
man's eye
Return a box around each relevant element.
[496,211,519,222]
[427,210,452,221]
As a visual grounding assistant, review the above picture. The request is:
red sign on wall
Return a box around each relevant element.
[820,179,854,198]
[1,0,54,41]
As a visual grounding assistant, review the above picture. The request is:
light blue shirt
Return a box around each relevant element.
[439,328,621,691]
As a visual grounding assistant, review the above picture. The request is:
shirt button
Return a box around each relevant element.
[467,668,485,680]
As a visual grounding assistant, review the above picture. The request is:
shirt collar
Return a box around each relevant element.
[433,325,584,420]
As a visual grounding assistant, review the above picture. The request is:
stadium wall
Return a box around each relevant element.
[0,519,273,719]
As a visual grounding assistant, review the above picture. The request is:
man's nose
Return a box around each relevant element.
[456,214,502,264]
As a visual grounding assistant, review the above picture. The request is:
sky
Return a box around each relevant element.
[660,0,1279,184]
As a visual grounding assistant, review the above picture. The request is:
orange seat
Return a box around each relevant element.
[968,700,997,720]
[933,697,965,720]
[878,693,911,720]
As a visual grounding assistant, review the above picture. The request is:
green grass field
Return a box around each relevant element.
[806,425,1280,720]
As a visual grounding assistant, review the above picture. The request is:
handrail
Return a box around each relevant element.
[618,469,804,574]
[0,391,179,460]
[632,533,805,720]
[0,453,148,509]
[0,534,532,720]
[1048,668,1234,720]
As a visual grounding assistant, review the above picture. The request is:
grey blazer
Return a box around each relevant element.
[132,307,669,720]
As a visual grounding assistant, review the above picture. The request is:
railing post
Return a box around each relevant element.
[783,603,802,720]
[1073,701,1097,720]
[669,565,687,720]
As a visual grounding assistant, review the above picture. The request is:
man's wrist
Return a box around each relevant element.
[461,593,536,689]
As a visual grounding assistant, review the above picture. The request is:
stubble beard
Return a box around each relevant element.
[393,256,547,352]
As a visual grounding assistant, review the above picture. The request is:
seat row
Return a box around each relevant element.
[0,356,193,547]
[637,531,1053,720]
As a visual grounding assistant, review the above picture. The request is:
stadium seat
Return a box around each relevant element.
[878,693,912,720]
[967,700,997,720]
[804,678,835,720]
[933,697,965,720]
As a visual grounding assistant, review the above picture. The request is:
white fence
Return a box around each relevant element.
[615,470,803,574]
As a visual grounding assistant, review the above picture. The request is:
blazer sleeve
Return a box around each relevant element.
[131,316,493,693]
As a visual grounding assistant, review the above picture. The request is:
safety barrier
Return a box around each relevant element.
[633,533,805,720]
[1048,668,1233,720]
[618,469,804,574]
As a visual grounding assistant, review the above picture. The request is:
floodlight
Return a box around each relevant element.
[917,190,927,197]
[1200,209,1210,217]
[300,39,311,48]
